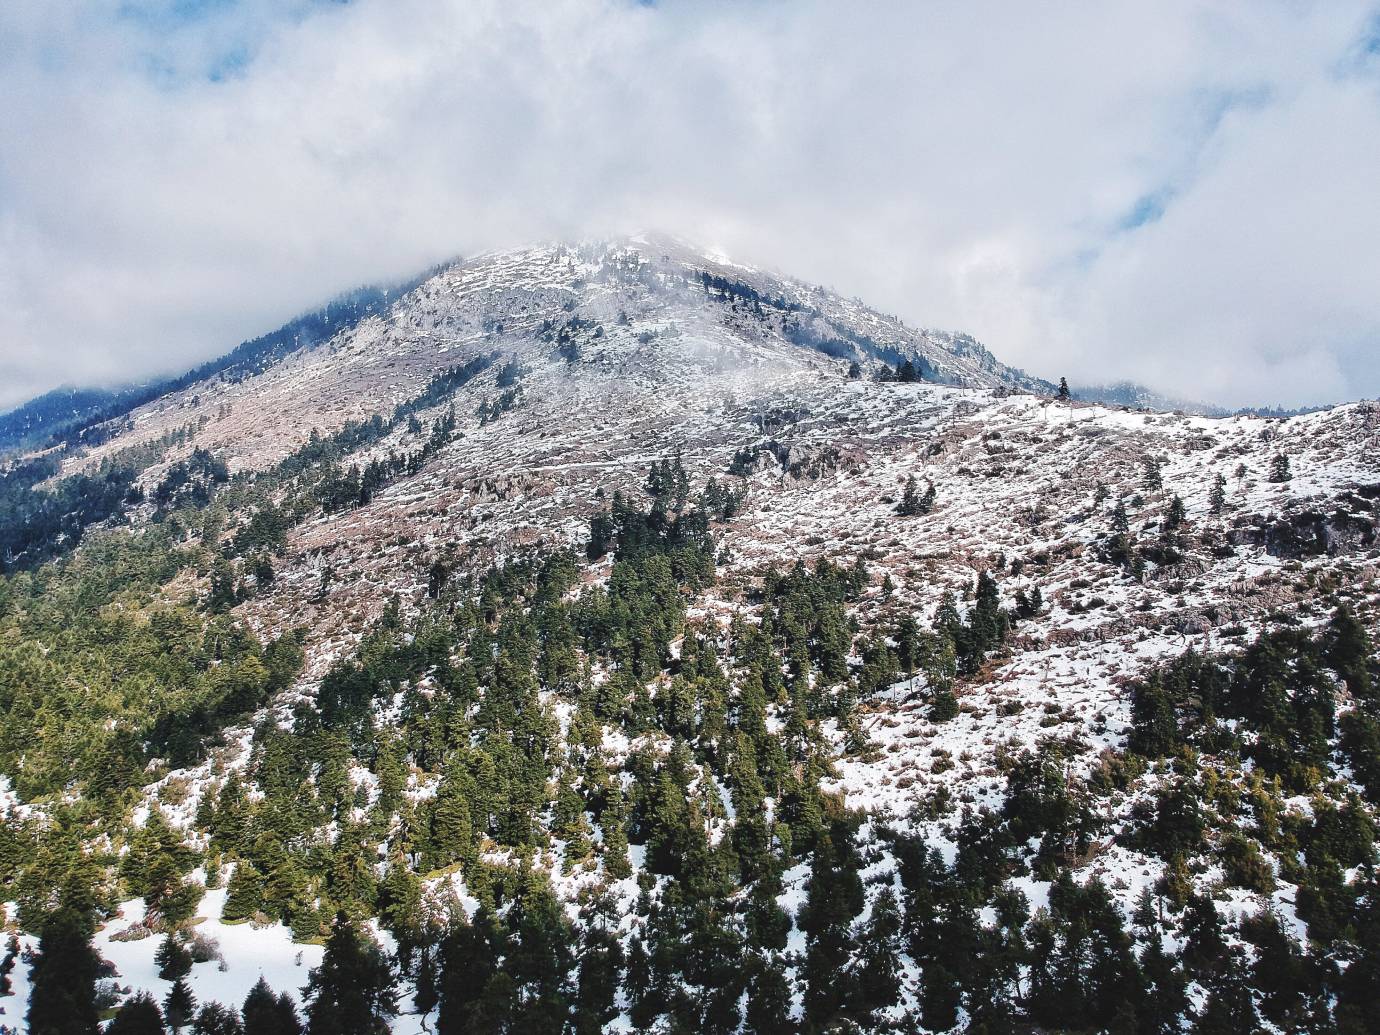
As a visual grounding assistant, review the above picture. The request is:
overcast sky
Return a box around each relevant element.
[3,0,1380,411]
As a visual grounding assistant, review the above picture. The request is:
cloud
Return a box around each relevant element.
[2,0,1379,410]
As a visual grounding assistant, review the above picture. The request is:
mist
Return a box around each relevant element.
[3,0,1379,410]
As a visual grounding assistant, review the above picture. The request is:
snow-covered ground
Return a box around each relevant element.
[8,236,1379,1031]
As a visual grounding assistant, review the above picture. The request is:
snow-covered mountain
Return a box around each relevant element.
[4,235,1379,1033]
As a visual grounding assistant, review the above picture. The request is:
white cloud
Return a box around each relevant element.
[1,0,1378,409]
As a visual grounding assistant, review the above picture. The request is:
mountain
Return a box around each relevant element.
[2,235,1378,1033]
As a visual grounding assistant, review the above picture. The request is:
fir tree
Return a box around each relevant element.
[240,979,301,1035]
[107,993,167,1035]
[0,933,15,997]
[302,914,397,1035]
[1142,455,1164,491]
[745,952,794,1035]
[1209,472,1227,515]
[800,817,865,1029]
[855,886,903,1019]
[156,934,193,980]
[1164,494,1186,531]
[164,978,197,1033]
[897,475,923,517]
[1268,452,1292,483]
[221,862,263,923]
[1057,377,1071,401]
[190,1003,243,1035]
[25,896,102,1035]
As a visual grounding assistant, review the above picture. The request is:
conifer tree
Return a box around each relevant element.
[240,978,301,1035]
[1057,377,1071,401]
[437,909,502,1035]
[897,475,922,517]
[190,1003,243,1035]
[1209,472,1227,515]
[1268,452,1292,483]
[1165,494,1186,531]
[221,862,263,923]
[156,934,194,980]
[107,993,167,1035]
[25,894,102,1035]
[0,933,16,997]
[302,914,397,1035]
[800,817,865,1029]
[164,978,197,1033]
[856,886,903,1019]
[1142,455,1164,491]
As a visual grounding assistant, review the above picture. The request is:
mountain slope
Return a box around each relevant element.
[1,237,1379,1034]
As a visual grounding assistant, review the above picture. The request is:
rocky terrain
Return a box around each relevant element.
[3,235,1378,1034]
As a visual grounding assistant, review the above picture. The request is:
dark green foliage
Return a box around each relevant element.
[190,1002,244,1035]
[1269,452,1292,483]
[0,455,142,573]
[240,979,301,1035]
[897,475,935,516]
[1128,618,1359,793]
[800,816,865,1029]
[164,978,197,1032]
[25,894,102,1035]
[1025,874,1141,1032]
[156,934,193,980]
[107,993,167,1035]
[1209,472,1227,515]
[302,914,397,1035]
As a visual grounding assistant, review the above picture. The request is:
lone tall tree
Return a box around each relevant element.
[26,892,103,1035]
[1057,377,1071,401]
[1269,453,1293,483]
[303,913,397,1035]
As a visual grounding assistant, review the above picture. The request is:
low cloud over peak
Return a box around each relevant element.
[3,0,1379,410]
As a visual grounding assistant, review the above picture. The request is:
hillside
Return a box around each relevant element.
[2,236,1378,1034]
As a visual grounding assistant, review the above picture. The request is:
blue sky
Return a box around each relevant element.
[2,0,1380,410]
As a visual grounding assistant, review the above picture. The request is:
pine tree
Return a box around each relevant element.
[164,978,198,1033]
[897,475,923,517]
[240,978,301,1035]
[191,1003,244,1035]
[847,360,862,379]
[1165,494,1186,531]
[1209,472,1227,515]
[1268,452,1292,483]
[221,862,263,923]
[25,896,102,1035]
[1057,377,1071,401]
[156,934,194,980]
[302,913,397,1035]
[107,993,167,1035]
[800,818,865,1029]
